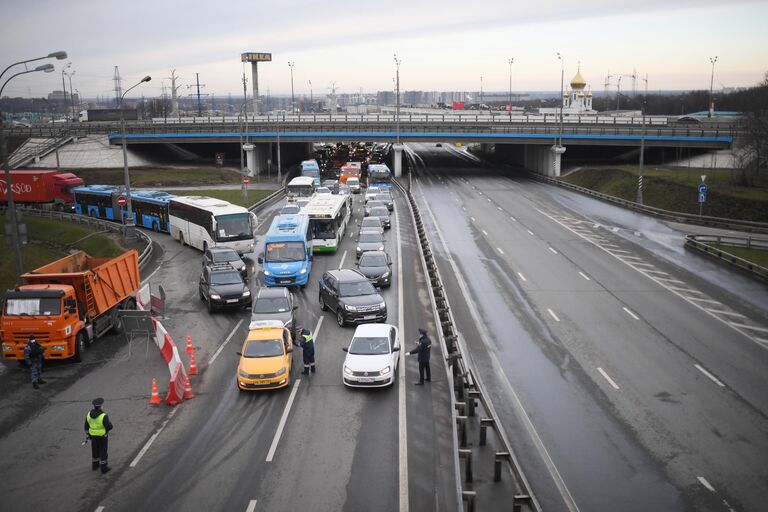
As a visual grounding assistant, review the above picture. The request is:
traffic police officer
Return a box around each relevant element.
[23,335,46,389]
[84,397,113,474]
[407,327,432,385]
[299,328,316,375]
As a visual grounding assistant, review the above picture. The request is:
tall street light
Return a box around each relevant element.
[637,95,647,204]
[119,75,152,242]
[708,56,718,119]
[556,52,564,148]
[61,62,71,120]
[288,61,295,113]
[65,68,76,121]
[508,58,514,120]
[308,80,313,112]
[394,54,401,144]
[1,58,61,285]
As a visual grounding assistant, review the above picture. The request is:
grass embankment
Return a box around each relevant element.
[166,189,273,208]
[709,244,768,268]
[1,218,132,293]
[561,165,768,222]
[76,167,242,187]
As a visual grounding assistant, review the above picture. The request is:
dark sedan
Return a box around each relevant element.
[357,251,392,287]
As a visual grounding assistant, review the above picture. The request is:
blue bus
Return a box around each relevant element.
[131,190,176,232]
[300,159,321,187]
[73,185,122,220]
[259,214,312,287]
[366,164,392,190]
[73,186,176,232]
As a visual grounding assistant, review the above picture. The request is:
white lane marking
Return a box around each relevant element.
[622,307,640,320]
[730,323,768,334]
[95,507,105,512]
[482,229,488,236]
[547,309,560,322]
[694,364,725,387]
[627,262,654,268]
[312,316,325,341]
[687,297,721,304]
[338,249,348,270]
[265,379,302,461]
[487,198,492,202]
[655,277,686,284]
[420,195,575,512]
[130,407,180,467]
[611,249,631,254]
[245,500,258,512]
[510,216,517,222]
[611,227,620,232]
[497,206,502,211]
[209,319,244,366]
[697,476,716,492]
[706,309,746,318]
[497,248,504,255]
[395,206,409,512]
[462,206,466,211]
[517,272,527,282]
[548,247,558,254]
[527,230,534,236]
[597,367,620,390]
[470,217,475,222]
[643,269,670,276]
[578,271,591,281]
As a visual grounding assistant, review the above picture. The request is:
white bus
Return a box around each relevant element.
[286,176,316,202]
[169,196,257,254]
[303,193,351,253]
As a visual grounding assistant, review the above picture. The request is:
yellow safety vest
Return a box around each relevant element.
[87,412,107,437]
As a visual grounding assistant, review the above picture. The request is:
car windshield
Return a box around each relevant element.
[281,206,300,214]
[243,339,284,358]
[349,336,390,355]
[266,241,306,262]
[213,250,239,263]
[360,254,388,266]
[215,213,252,241]
[368,201,384,209]
[312,219,336,240]
[253,296,290,313]
[371,207,389,216]
[210,271,243,285]
[316,187,331,194]
[347,179,359,185]
[4,297,61,316]
[359,233,382,243]
[339,280,376,297]
[376,194,392,201]
[361,218,381,228]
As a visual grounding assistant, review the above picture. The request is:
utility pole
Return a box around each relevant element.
[192,73,205,116]
[113,66,123,107]
[288,61,295,113]
[637,96,646,204]
[479,75,484,107]
[308,80,313,112]
[508,58,514,120]
[708,56,718,118]
[616,76,622,111]
[557,53,564,147]
[394,54,401,144]
[167,69,182,117]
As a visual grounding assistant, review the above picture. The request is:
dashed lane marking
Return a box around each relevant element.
[497,248,504,255]
[517,272,527,282]
[130,407,180,468]
[697,476,716,492]
[548,247,558,254]
[578,271,591,281]
[209,319,245,366]
[597,367,620,390]
[245,500,258,512]
[623,307,640,320]
[527,230,534,236]
[338,249,348,270]
[694,364,726,387]
[482,230,488,236]
[265,379,302,462]
[547,308,561,322]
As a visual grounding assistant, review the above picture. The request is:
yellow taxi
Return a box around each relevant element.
[236,320,294,390]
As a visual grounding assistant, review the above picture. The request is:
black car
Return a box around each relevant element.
[203,246,247,279]
[357,251,392,287]
[319,269,387,327]
[199,264,251,313]
[375,192,394,211]
[368,206,391,229]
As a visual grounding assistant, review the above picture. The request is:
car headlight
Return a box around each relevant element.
[238,369,249,378]
[239,264,246,271]
[344,304,357,311]
[242,290,251,297]
[378,301,386,309]
[52,345,66,351]
[356,247,361,253]
[299,267,307,274]
[381,271,390,278]
[263,269,271,276]
[378,246,384,251]
[275,367,286,376]
[344,365,353,375]
[379,366,391,376]
[210,293,221,300]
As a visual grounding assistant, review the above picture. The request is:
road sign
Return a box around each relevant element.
[698,193,707,203]
[701,174,707,182]
[698,183,708,194]
[117,196,127,207]
[242,177,250,185]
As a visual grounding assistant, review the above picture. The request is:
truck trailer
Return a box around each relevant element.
[0,169,84,210]
[1,250,141,362]
[78,109,138,122]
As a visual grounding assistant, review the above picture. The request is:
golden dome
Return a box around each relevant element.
[563,92,569,97]
[586,91,593,97]
[577,92,584,97]
[570,70,587,90]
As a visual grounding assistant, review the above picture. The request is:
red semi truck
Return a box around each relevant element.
[0,169,84,210]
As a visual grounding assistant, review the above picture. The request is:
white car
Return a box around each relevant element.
[365,187,382,203]
[315,187,332,195]
[346,177,361,194]
[342,323,400,387]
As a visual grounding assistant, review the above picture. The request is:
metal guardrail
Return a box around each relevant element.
[393,177,540,512]
[527,172,768,234]
[6,207,154,270]
[685,234,768,280]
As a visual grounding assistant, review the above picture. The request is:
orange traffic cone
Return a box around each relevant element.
[183,374,194,399]
[149,377,161,405]
[189,350,198,375]
[185,334,193,354]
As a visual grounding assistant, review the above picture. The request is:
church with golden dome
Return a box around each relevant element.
[540,65,596,115]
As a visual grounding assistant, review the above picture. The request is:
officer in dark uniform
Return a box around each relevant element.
[407,327,432,385]
[84,397,113,474]
[299,328,316,375]
[23,335,46,389]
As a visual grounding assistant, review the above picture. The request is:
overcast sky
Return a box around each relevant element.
[1,0,767,100]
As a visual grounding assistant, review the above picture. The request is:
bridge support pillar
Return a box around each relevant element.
[549,145,566,177]
[392,143,404,178]
[243,143,270,177]
[496,143,565,177]
[243,143,255,176]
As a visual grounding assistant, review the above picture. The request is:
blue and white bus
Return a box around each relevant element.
[366,164,392,190]
[72,185,122,220]
[260,214,312,287]
[300,159,321,186]
[73,186,177,232]
[130,190,176,232]
[303,193,351,253]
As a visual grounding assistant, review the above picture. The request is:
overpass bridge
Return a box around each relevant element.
[7,113,736,177]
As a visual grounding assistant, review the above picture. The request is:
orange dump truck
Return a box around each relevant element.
[1,250,140,362]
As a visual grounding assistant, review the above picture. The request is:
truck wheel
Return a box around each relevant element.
[74,333,86,362]
[179,233,185,246]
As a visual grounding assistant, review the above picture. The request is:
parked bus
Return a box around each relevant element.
[72,185,122,220]
[74,186,177,233]
[169,196,257,254]
[130,190,176,232]
[367,164,392,190]
[303,193,351,253]
[259,214,312,287]
[300,159,321,186]
[286,176,316,201]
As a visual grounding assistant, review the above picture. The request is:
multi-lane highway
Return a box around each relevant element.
[406,142,768,512]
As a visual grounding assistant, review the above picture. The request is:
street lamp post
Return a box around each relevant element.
[60,62,71,121]
[238,102,250,202]
[119,76,152,242]
[637,98,647,204]
[556,53,564,147]
[65,69,76,121]
[508,58,514,120]
[288,61,295,113]
[708,56,718,118]
[308,80,313,112]
[480,75,484,107]
[1,53,64,285]
[394,54,401,144]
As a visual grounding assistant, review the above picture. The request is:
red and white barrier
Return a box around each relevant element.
[137,284,188,405]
